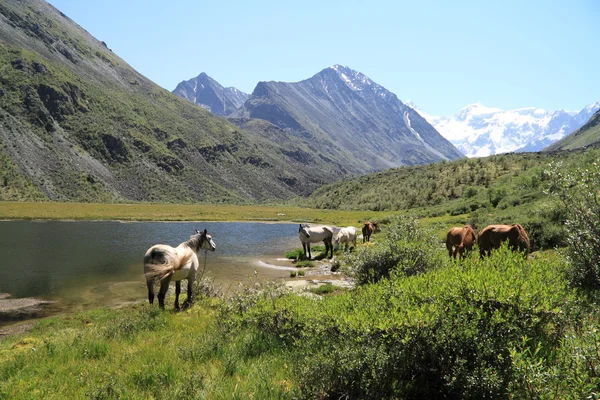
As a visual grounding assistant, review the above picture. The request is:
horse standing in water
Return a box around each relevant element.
[298,224,334,259]
[143,229,216,310]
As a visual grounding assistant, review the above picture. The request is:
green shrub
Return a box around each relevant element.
[308,284,338,295]
[340,216,448,284]
[222,245,575,399]
[295,260,314,268]
[546,161,600,289]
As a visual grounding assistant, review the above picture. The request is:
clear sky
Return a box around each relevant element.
[47,0,598,116]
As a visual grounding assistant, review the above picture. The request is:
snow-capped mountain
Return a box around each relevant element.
[408,101,600,157]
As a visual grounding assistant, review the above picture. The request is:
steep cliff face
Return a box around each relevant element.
[233,65,463,172]
[172,72,248,116]
[0,0,342,202]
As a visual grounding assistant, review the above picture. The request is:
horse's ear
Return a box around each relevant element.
[195,229,200,234]
[203,229,207,234]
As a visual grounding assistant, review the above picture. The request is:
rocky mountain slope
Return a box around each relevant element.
[172,72,248,116]
[0,0,348,202]
[545,109,600,151]
[232,65,463,172]
[411,101,600,157]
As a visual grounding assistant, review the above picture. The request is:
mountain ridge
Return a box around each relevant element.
[0,0,347,202]
[172,72,248,116]
[232,64,463,172]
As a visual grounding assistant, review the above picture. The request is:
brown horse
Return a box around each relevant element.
[362,222,376,243]
[477,224,530,257]
[445,225,476,258]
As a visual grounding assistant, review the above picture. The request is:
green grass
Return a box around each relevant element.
[0,201,388,226]
[0,302,298,399]
[308,283,343,295]
[294,260,314,268]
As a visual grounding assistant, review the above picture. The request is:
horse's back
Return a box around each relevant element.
[337,226,357,242]
[302,225,334,242]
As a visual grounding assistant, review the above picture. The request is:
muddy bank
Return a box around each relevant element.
[0,293,58,325]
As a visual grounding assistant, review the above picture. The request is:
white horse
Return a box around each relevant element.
[334,226,357,252]
[143,229,216,310]
[298,224,334,259]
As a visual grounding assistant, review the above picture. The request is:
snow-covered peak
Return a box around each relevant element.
[409,100,600,157]
[582,100,600,114]
[455,103,503,121]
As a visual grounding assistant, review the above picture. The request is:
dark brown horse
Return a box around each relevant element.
[362,222,377,243]
[445,225,476,258]
[477,224,530,258]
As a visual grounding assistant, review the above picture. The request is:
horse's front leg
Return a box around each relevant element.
[183,276,195,310]
[174,280,181,310]
[307,243,311,260]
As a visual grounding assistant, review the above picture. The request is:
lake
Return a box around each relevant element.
[0,220,301,321]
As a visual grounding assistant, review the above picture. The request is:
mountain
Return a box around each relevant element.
[232,65,463,172]
[545,109,600,151]
[172,73,248,116]
[410,101,600,157]
[0,0,344,202]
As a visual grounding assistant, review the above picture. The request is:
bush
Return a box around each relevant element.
[221,245,575,399]
[546,161,600,289]
[340,216,448,284]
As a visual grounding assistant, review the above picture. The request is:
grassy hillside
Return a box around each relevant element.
[0,0,342,203]
[305,148,600,250]
[545,109,600,151]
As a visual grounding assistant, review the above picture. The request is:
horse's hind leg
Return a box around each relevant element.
[325,239,333,258]
[174,280,181,310]
[146,280,155,305]
[157,277,171,310]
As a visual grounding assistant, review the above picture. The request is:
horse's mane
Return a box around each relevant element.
[185,232,206,252]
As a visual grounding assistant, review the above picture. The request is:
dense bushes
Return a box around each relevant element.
[340,216,448,283]
[546,161,600,289]
[220,219,597,398]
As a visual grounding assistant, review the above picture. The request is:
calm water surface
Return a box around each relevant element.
[0,220,299,315]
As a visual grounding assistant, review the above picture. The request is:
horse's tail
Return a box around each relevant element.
[144,248,193,281]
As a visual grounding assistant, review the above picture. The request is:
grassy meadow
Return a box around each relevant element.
[0,201,388,227]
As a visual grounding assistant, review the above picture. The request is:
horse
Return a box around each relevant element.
[477,224,530,258]
[362,222,377,243]
[334,226,357,252]
[143,229,216,310]
[445,225,476,258]
[298,224,334,259]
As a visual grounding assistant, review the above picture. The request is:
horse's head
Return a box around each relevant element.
[195,229,216,251]
[298,224,310,238]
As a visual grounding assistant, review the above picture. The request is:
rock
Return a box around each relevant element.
[0,297,57,322]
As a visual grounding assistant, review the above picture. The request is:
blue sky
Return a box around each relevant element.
[48,0,598,116]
